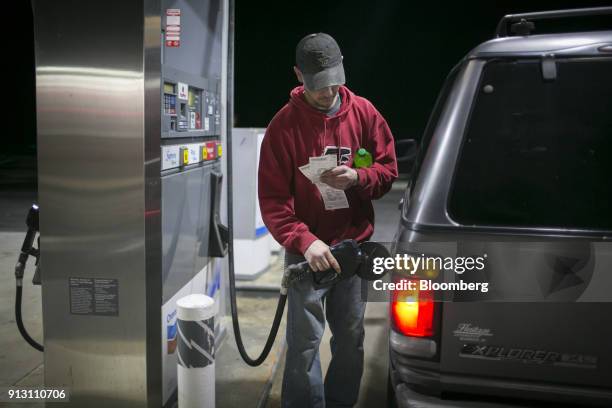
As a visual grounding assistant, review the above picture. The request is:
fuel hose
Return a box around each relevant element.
[225,0,286,366]
[15,278,43,352]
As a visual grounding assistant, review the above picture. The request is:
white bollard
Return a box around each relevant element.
[176,294,218,408]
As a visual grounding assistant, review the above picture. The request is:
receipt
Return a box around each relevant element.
[309,154,338,182]
[299,163,314,181]
[317,183,349,210]
[299,154,349,210]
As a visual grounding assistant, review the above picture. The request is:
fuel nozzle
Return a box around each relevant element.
[283,240,390,290]
[15,204,40,286]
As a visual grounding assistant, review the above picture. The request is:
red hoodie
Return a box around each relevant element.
[258,85,398,255]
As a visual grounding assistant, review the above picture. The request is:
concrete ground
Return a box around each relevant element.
[0,179,406,407]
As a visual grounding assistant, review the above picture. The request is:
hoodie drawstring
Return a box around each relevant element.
[336,120,341,165]
[322,116,343,165]
[322,119,326,155]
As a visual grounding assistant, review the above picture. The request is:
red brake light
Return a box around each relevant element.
[391,278,435,337]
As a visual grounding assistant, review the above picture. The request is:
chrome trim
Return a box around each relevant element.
[390,331,437,358]
[144,1,163,404]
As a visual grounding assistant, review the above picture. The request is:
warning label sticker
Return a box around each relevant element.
[69,277,119,316]
[165,9,181,47]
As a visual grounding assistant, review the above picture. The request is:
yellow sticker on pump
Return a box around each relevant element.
[182,149,189,165]
[201,145,208,160]
[217,144,223,157]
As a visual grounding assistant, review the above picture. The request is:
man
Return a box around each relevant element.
[258,33,398,407]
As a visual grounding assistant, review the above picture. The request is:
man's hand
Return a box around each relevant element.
[304,240,341,273]
[320,165,358,190]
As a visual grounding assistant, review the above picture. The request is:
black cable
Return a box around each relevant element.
[224,0,286,366]
[15,285,43,352]
[228,278,287,366]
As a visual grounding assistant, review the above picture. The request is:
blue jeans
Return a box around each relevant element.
[282,252,366,408]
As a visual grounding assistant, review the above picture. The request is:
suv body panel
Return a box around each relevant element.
[391,30,612,407]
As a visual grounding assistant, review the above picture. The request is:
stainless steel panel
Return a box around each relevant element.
[33,0,228,406]
[161,165,212,303]
[144,0,163,405]
[162,0,223,80]
[33,0,159,406]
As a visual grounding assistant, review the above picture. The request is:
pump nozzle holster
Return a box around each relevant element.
[15,204,40,286]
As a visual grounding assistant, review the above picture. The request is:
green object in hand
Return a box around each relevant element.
[354,148,373,168]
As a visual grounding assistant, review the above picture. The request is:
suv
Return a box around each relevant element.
[388,7,612,408]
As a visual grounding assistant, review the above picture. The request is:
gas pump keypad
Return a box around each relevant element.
[162,80,219,137]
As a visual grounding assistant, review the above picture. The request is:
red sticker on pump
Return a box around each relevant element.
[206,142,217,159]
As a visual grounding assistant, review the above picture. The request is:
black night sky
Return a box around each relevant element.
[8,1,612,185]
[234,0,612,140]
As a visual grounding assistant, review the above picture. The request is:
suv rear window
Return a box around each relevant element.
[449,58,612,230]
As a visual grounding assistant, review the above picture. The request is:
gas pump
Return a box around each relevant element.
[23,0,392,406]
[29,0,232,406]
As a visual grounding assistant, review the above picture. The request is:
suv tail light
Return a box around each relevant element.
[391,277,435,337]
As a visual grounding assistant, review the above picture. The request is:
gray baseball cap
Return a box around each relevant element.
[295,33,346,91]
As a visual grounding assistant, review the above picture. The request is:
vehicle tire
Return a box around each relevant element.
[387,370,398,408]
